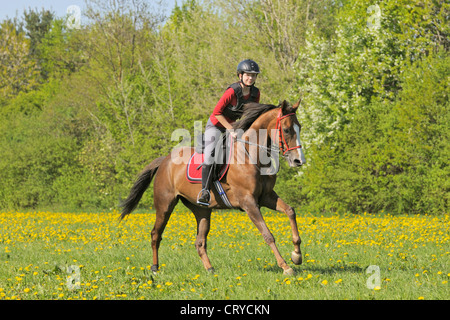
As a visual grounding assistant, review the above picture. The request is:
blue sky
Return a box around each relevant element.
[0,0,177,22]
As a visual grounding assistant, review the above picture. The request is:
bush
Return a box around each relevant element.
[292,53,449,214]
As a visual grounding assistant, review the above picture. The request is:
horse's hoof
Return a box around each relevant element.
[207,267,215,274]
[283,267,295,276]
[151,264,159,274]
[291,251,302,265]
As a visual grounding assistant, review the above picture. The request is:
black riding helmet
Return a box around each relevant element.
[236,59,260,76]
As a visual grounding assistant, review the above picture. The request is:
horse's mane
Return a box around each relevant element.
[232,102,278,132]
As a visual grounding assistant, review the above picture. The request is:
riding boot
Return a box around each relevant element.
[197,164,214,206]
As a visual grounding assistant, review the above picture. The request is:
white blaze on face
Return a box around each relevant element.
[293,124,306,164]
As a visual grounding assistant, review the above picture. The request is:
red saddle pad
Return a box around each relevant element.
[186,152,205,183]
[185,138,233,184]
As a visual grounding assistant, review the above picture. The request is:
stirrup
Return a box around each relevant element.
[197,189,211,206]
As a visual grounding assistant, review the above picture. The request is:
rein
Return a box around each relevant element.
[236,138,278,152]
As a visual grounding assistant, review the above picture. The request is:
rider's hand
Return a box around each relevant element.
[228,129,237,140]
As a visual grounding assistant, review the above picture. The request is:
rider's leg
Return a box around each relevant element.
[197,120,224,206]
[197,163,213,206]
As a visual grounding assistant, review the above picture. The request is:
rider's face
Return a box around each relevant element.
[240,72,257,86]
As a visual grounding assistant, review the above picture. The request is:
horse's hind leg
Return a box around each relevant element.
[181,198,214,272]
[151,194,179,273]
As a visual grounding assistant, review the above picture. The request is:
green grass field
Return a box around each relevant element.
[0,209,448,300]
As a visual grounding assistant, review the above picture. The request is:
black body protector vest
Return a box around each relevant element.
[221,82,260,121]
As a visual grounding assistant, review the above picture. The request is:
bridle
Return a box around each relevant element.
[275,109,302,155]
[236,108,302,156]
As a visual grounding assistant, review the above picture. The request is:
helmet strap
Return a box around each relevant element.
[240,80,254,88]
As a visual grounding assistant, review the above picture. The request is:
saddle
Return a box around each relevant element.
[186,134,234,184]
[186,133,234,208]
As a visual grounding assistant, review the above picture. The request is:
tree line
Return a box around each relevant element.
[0,0,448,214]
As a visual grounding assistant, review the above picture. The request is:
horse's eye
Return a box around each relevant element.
[283,128,290,134]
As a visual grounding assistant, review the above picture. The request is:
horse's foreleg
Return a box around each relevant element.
[241,195,294,275]
[261,191,302,265]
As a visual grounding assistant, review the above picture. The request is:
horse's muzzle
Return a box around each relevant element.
[293,158,303,167]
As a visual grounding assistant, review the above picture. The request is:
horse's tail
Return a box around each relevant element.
[119,156,166,221]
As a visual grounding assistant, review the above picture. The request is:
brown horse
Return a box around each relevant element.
[120,100,305,275]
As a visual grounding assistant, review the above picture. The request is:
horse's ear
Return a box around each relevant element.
[292,97,302,112]
[280,100,290,114]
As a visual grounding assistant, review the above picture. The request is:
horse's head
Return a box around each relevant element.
[274,99,306,167]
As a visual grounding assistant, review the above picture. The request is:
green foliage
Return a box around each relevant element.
[281,0,449,214]
[0,100,78,208]
[22,8,54,59]
[0,21,39,100]
[0,0,448,214]
[292,53,449,214]
[38,19,86,79]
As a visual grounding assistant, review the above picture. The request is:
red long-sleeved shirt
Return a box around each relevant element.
[210,87,260,128]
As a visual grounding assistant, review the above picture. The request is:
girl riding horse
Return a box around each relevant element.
[197,59,261,206]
